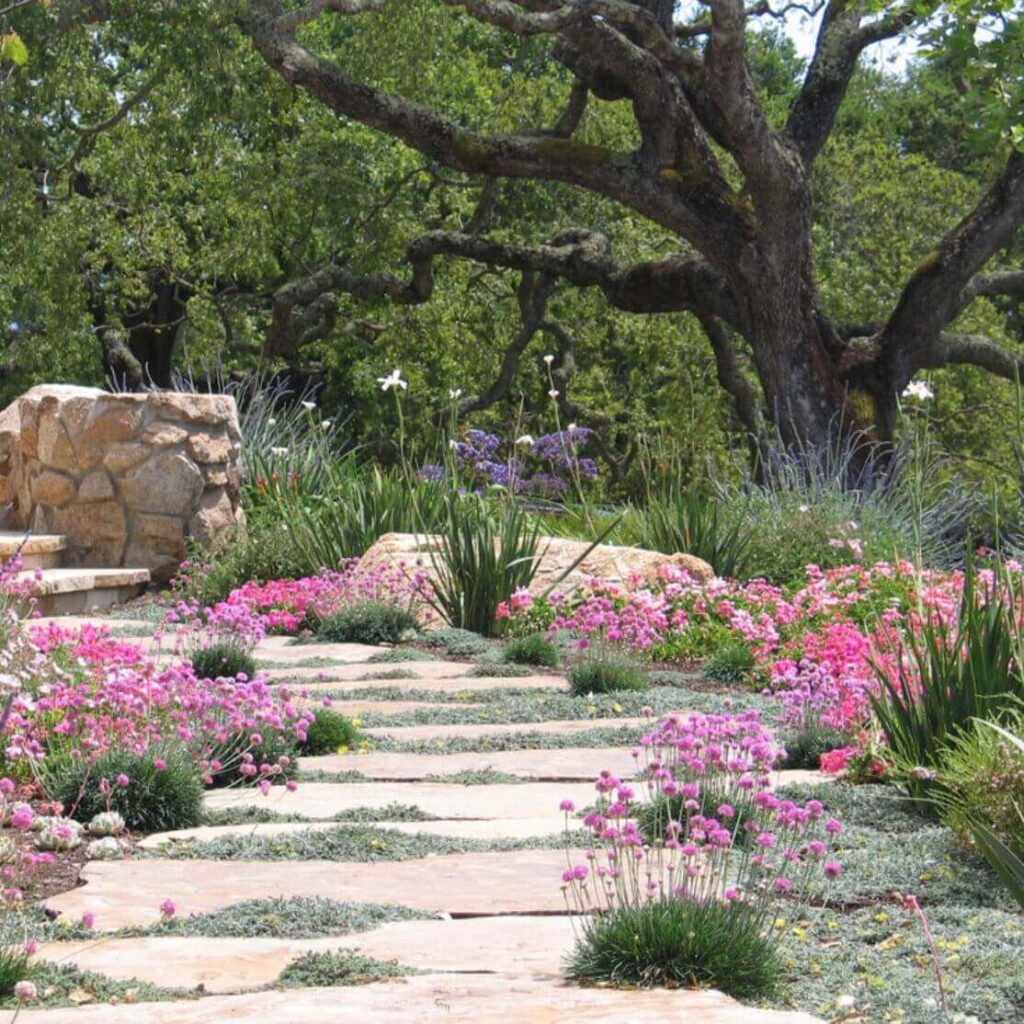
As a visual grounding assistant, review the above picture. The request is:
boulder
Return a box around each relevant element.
[361,532,714,595]
[120,452,204,516]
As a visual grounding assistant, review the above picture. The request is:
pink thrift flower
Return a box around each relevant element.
[13,980,36,1002]
[81,912,95,930]
[159,899,177,919]
[116,774,130,788]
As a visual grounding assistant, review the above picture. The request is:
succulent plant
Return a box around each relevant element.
[88,811,126,837]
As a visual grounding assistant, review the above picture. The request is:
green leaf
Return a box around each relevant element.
[0,32,28,67]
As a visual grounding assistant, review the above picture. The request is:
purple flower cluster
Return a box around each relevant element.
[418,426,599,496]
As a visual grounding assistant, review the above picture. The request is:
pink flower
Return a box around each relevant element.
[81,912,95,930]
[116,774,130,788]
[153,758,167,771]
[13,980,36,1001]
[559,800,576,812]
[10,806,33,830]
[159,898,176,919]
[824,861,843,880]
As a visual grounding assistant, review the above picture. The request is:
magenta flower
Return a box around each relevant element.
[824,861,843,879]
[159,898,177,919]
[559,800,576,812]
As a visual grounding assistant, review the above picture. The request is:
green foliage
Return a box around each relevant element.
[49,749,203,833]
[779,724,853,771]
[936,714,1024,907]
[258,456,446,571]
[701,641,756,684]
[426,495,543,637]
[190,641,256,681]
[638,485,751,578]
[302,710,361,755]
[172,521,302,608]
[277,950,412,987]
[313,601,418,645]
[500,633,558,668]
[568,649,648,696]
[872,565,1024,802]
[566,899,781,997]
[0,945,30,998]
[417,627,491,657]
[206,729,299,789]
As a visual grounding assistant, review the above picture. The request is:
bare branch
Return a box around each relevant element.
[925,332,1024,381]
[879,150,1024,380]
[964,269,1024,303]
[697,312,764,438]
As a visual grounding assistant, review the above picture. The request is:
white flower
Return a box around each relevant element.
[901,380,934,401]
[321,419,332,429]
[267,418,277,426]
[378,369,408,392]
[270,446,289,456]
[798,505,810,513]
[516,435,535,446]
[834,995,856,1010]
[448,439,459,450]
[301,400,316,410]
[567,422,577,433]
[543,354,555,365]
[548,389,560,399]
[449,388,463,400]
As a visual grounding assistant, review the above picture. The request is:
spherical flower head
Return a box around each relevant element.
[159,898,177,919]
[756,832,776,849]
[23,938,38,956]
[724,887,740,902]
[572,865,589,881]
[153,758,167,771]
[115,774,130,788]
[824,860,843,880]
[259,779,272,795]
[13,980,36,1002]
[825,817,842,835]
[81,911,95,930]
[10,806,33,830]
[773,877,793,894]
[285,779,298,792]
[716,803,735,819]
[249,733,263,747]
[559,800,576,812]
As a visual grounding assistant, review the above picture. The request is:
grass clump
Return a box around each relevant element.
[314,601,418,645]
[568,650,648,696]
[418,627,490,658]
[701,641,755,684]
[277,950,413,987]
[567,899,781,998]
[0,947,29,998]
[301,709,361,755]
[47,748,203,833]
[190,640,257,680]
[500,633,558,668]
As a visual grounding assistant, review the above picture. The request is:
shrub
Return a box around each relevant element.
[48,749,204,833]
[426,494,543,637]
[302,710,361,756]
[0,946,30,998]
[638,485,751,579]
[701,641,756,684]
[169,519,302,608]
[937,712,1024,856]
[872,563,1024,802]
[501,633,558,668]
[568,649,648,695]
[780,724,855,771]
[566,898,781,997]
[313,601,418,645]
[191,641,257,680]
[418,627,490,658]
[206,729,299,789]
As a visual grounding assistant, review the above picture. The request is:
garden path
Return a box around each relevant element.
[27,625,828,1023]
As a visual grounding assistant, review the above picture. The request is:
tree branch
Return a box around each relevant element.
[697,312,763,438]
[924,332,1024,381]
[878,150,1024,381]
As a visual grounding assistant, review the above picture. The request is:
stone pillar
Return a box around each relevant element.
[1,385,244,582]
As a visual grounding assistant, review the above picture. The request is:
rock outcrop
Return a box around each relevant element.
[361,532,714,594]
[0,385,244,581]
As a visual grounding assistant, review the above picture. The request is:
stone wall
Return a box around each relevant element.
[0,385,244,581]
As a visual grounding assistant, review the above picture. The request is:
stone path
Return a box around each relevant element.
[31,621,827,1023]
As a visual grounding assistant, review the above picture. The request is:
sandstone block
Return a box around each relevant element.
[78,470,115,502]
[103,443,151,476]
[30,470,77,507]
[141,422,189,447]
[188,487,235,549]
[125,513,187,581]
[52,501,127,565]
[187,432,232,465]
[120,452,203,516]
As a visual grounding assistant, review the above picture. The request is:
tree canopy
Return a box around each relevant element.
[2,1,1024,485]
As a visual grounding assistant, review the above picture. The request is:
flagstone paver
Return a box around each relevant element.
[37,915,575,991]
[294,699,481,717]
[300,746,638,780]
[263,661,476,682]
[15,974,824,1023]
[281,673,568,693]
[362,716,650,740]
[203,781,594,820]
[46,850,578,928]
[252,638,381,663]
[141,817,571,849]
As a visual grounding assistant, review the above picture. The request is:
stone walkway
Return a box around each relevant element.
[29,627,828,1023]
